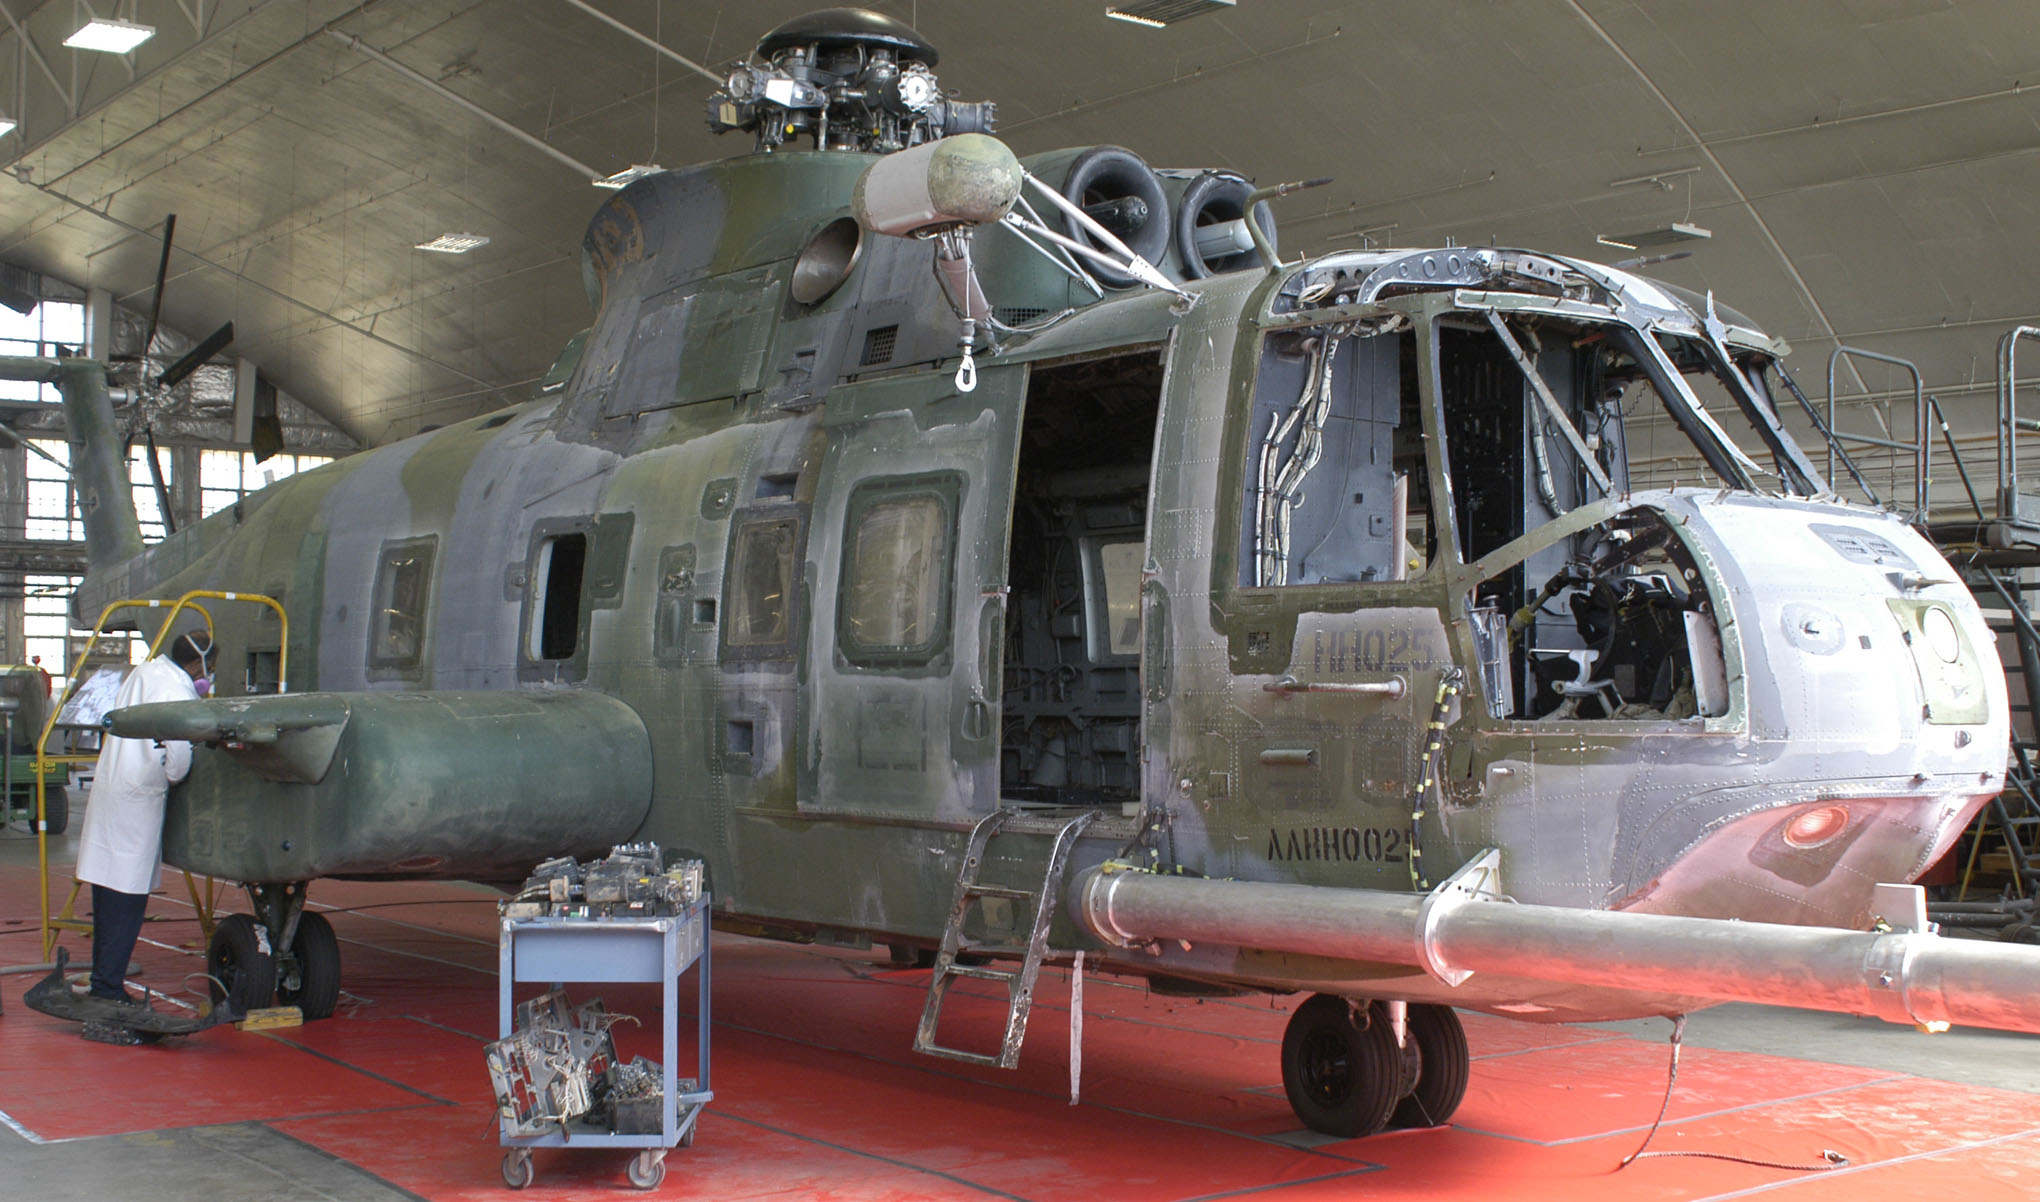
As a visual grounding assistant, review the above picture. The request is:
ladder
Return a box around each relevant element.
[914,809,1098,1068]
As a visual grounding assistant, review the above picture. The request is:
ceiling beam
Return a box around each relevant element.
[327,29,602,182]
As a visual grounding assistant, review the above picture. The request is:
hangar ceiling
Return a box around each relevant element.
[1,0,2037,474]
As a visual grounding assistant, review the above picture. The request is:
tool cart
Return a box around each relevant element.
[489,848,711,1190]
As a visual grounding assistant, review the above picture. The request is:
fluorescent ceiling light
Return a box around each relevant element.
[1106,0,1235,27]
[415,232,490,254]
[1596,222,1711,252]
[592,164,663,190]
[64,18,155,54]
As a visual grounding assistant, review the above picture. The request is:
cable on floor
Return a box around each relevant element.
[1617,1013,1848,1174]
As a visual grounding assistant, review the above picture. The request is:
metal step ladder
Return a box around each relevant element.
[914,809,1098,1068]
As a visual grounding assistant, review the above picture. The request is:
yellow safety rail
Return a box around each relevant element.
[37,590,290,959]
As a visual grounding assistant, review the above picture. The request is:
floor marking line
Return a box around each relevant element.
[1455,1074,1911,1147]
[1687,1122,2040,1200]
[252,1031,462,1106]
[715,1110,1040,1202]
[0,1105,50,1144]
[704,1012,1381,1164]
[254,1120,437,1202]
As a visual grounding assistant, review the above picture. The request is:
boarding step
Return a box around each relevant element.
[914,808,1099,1069]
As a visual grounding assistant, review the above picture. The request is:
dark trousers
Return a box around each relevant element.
[89,884,149,1000]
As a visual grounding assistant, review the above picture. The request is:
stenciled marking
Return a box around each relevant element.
[1308,626,1443,676]
[1266,825,1406,863]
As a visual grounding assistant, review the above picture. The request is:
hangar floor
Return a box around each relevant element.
[4,813,2040,1201]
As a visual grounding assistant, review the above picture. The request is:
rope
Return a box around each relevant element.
[1408,668,1463,890]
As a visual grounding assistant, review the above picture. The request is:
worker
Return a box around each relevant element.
[73,632,215,1005]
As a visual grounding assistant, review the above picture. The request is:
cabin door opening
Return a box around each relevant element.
[999,351,1165,809]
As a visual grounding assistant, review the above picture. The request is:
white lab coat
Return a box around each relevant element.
[74,656,198,895]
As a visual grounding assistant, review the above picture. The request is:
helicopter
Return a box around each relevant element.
[5,6,2035,1139]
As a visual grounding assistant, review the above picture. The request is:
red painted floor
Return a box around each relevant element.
[6,862,2040,1200]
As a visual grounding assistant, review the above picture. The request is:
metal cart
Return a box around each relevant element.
[496,898,713,1190]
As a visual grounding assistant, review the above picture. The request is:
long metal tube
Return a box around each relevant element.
[1078,868,2040,1034]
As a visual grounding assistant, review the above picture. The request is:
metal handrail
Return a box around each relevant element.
[37,589,291,958]
[1998,326,2040,522]
[1826,346,1928,516]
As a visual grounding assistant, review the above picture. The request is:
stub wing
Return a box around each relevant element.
[112,689,656,883]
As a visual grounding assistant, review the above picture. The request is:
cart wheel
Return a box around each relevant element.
[678,1122,695,1149]
[627,1149,666,1190]
[500,1150,534,1189]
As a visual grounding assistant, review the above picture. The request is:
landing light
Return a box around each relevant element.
[64,18,154,54]
[1784,804,1851,848]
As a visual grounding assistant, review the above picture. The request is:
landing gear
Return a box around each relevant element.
[1280,995,1403,1138]
[208,882,342,1018]
[1279,995,1472,1137]
[1389,1003,1469,1128]
[205,914,277,1014]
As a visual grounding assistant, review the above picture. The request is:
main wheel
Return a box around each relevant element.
[206,913,278,1015]
[500,1150,533,1189]
[1389,1003,1470,1128]
[277,911,342,1019]
[1280,994,1403,1138]
[626,1150,666,1190]
[28,786,67,835]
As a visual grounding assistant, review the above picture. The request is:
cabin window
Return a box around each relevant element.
[529,533,588,661]
[369,537,434,669]
[838,474,959,666]
[1089,539,1143,659]
[1239,325,1430,587]
[724,510,804,658]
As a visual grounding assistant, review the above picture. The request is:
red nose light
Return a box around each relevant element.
[1784,804,1851,848]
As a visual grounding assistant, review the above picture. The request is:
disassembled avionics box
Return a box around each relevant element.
[486,990,675,1139]
[500,842,705,921]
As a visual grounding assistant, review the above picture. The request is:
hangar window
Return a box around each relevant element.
[838,474,958,666]
[723,509,805,660]
[369,537,434,669]
[529,532,588,661]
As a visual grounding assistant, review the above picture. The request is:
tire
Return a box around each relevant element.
[277,911,342,1020]
[206,913,278,1015]
[1280,994,1403,1138]
[29,786,67,835]
[1390,1004,1470,1128]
